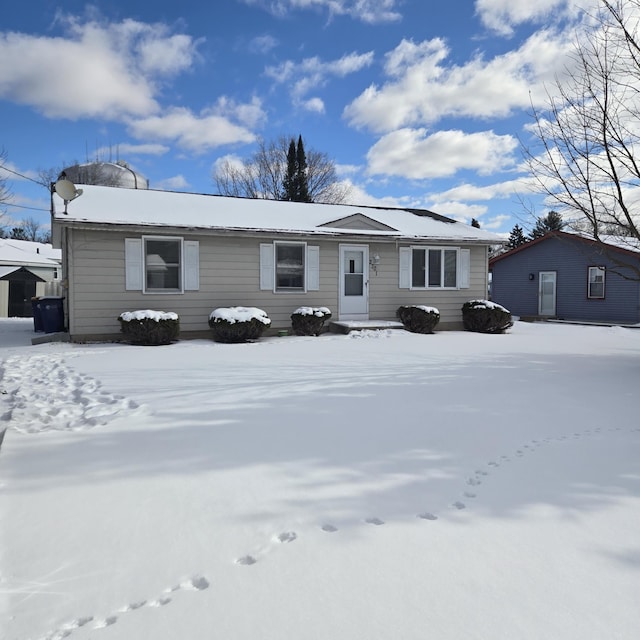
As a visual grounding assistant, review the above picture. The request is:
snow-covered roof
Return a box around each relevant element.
[53,184,502,244]
[0,239,62,267]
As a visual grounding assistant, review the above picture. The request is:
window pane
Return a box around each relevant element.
[588,267,605,298]
[428,250,441,287]
[444,250,457,287]
[412,249,425,287]
[276,244,305,290]
[345,274,363,296]
[145,239,181,290]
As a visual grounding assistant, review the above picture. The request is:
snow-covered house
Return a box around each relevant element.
[0,239,62,317]
[51,185,502,341]
[490,231,640,324]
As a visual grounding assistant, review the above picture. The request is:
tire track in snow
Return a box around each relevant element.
[0,353,144,435]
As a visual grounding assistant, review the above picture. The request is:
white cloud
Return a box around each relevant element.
[366,128,519,179]
[266,51,374,106]
[428,200,489,222]
[0,15,201,120]
[430,177,536,203]
[155,175,190,190]
[128,99,264,152]
[344,32,572,133]
[302,97,325,113]
[95,143,170,158]
[248,34,278,54]
[475,0,570,36]
[240,0,402,24]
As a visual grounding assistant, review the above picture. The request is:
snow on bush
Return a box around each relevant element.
[397,305,440,334]
[118,310,180,345]
[290,307,332,336]
[462,299,513,334]
[209,306,271,343]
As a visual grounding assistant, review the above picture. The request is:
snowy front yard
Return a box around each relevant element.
[1,320,639,639]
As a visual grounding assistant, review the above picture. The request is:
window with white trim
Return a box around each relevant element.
[588,266,605,299]
[125,237,199,293]
[260,242,320,293]
[276,242,305,291]
[145,237,182,292]
[411,247,459,289]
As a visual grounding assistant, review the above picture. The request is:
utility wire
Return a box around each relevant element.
[3,202,50,212]
[0,164,47,187]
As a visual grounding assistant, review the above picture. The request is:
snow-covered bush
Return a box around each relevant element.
[290,306,332,336]
[462,300,513,334]
[209,306,271,343]
[397,305,440,334]
[118,310,180,345]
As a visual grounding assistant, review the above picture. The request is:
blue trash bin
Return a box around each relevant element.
[39,296,65,333]
[32,297,44,332]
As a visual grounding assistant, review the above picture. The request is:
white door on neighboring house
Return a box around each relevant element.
[339,245,369,319]
[538,271,557,316]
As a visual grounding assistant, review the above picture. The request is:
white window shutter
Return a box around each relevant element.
[307,245,320,291]
[459,248,470,289]
[125,238,143,291]
[184,240,199,291]
[399,247,411,289]
[260,243,274,290]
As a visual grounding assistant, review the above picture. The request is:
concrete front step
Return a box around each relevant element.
[329,320,405,334]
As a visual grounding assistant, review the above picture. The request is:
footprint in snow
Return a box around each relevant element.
[417,512,438,521]
[365,517,385,526]
[277,531,297,543]
[321,524,338,532]
[236,555,257,566]
[452,501,466,510]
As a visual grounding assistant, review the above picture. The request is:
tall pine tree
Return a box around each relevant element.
[281,139,297,201]
[281,135,311,202]
[296,135,311,202]
[506,224,527,249]
[529,211,564,240]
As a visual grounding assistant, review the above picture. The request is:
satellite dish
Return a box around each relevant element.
[53,178,83,213]
[54,178,78,201]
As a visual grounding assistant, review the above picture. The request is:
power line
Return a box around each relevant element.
[3,202,50,213]
[0,164,46,187]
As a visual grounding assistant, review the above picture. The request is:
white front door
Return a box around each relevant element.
[339,245,369,319]
[538,271,557,316]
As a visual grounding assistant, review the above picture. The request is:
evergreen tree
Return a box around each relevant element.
[471,218,480,228]
[506,224,527,249]
[529,210,564,240]
[280,135,312,202]
[295,135,311,203]
[281,139,297,201]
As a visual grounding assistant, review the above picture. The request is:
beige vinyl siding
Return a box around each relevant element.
[65,227,490,339]
[66,228,340,338]
[367,243,488,328]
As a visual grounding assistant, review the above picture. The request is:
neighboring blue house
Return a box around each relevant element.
[489,231,640,324]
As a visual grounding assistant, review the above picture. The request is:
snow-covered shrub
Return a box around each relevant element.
[208,306,271,343]
[118,310,180,345]
[290,306,332,336]
[396,305,440,334]
[462,300,513,334]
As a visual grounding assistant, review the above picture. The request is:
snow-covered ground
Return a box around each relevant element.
[1,318,639,640]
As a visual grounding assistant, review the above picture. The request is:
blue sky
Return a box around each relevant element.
[0,0,596,236]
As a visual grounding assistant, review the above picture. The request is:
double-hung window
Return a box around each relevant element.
[145,237,182,292]
[399,246,469,290]
[125,236,199,293]
[259,242,320,292]
[411,248,459,289]
[275,242,305,291]
[588,266,605,299]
